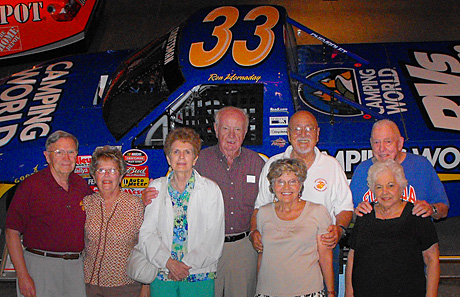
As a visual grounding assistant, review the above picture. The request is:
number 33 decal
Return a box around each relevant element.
[189,6,279,68]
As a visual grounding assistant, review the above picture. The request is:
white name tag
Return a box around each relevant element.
[246,175,256,183]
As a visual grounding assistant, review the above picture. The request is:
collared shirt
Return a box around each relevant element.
[6,166,92,252]
[83,191,144,287]
[255,146,354,224]
[195,145,265,234]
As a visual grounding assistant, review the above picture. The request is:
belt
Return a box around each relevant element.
[25,247,81,260]
[224,231,250,242]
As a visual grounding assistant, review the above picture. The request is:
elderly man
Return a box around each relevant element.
[350,119,449,219]
[143,106,265,297]
[6,131,92,297]
[250,110,354,296]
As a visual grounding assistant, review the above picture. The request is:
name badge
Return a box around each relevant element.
[246,175,256,183]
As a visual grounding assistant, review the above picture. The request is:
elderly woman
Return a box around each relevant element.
[83,146,148,297]
[137,127,225,297]
[345,159,440,297]
[256,158,334,297]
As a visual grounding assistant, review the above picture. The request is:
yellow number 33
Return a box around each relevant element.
[189,6,279,68]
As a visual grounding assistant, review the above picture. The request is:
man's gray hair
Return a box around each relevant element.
[214,106,249,128]
[45,130,79,151]
[367,159,408,191]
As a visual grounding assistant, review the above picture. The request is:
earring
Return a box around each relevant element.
[298,193,302,202]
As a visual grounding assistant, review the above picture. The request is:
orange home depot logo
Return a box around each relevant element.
[0,26,21,52]
[314,178,327,192]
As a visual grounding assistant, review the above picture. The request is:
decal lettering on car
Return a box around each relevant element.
[189,6,279,67]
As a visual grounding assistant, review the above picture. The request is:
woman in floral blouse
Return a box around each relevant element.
[137,127,225,297]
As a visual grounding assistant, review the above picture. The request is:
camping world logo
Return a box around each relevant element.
[298,68,363,117]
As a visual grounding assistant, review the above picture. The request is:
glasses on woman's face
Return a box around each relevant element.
[95,168,119,175]
[274,179,300,187]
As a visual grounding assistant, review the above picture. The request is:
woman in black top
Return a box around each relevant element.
[345,159,439,297]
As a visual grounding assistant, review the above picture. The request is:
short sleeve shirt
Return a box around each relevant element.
[6,166,92,252]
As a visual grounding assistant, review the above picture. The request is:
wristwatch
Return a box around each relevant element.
[339,225,347,238]
[431,204,438,216]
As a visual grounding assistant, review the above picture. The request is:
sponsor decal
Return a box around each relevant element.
[123,149,148,166]
[0,26,21,52]
[269,116,288,126]
[122,177,149,188]
[313,178,327,192]
[333,146,460,181]
[299,68,362,117]
[269,127,287,136]
[404,46,460,132]
[208,73,262,83]
[125,165,148,177]
[358,68,406,115]
[0,2,43,25]
[0,61,73,148]
[13,164,38,183]
[122,188,144,197]
[164,27,179,65]
[75,155,91,178]
[269,107,289,113]
[271,137,287,148]
[299,67,407,117]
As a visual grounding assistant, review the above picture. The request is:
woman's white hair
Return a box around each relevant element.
[367,159,408,191]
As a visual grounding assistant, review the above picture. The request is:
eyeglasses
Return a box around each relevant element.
[289,126,317,135]
[47,149,77,158]
[95,168,120,175]
[274,179,300,187]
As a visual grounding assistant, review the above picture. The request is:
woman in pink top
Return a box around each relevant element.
[256,158,334,297]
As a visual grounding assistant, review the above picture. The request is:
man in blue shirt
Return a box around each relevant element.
[350,119,449,219]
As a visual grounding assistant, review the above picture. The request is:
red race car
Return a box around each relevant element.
[0,0,100,59]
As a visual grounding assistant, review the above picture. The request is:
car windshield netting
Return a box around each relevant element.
[103,27,184,140]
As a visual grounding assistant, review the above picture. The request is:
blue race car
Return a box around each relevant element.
[0,5,459,216]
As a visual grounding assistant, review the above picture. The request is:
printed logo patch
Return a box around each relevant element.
[314,178,327,192]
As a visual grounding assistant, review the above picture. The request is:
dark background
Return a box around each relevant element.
[1,0,459,295]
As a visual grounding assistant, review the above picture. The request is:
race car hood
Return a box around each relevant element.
[0,50,133,181]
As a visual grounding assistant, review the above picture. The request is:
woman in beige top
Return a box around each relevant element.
[256,158,334,297]
[83,146,149,297]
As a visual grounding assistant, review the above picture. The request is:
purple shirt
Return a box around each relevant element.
[6,166,93,252]
[195,145,265,234]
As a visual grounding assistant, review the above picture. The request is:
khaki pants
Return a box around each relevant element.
[215,236,258,297]
[18,250,85,297]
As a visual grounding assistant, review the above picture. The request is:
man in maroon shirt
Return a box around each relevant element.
[144,107,265,297]
[6,130,93,297]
